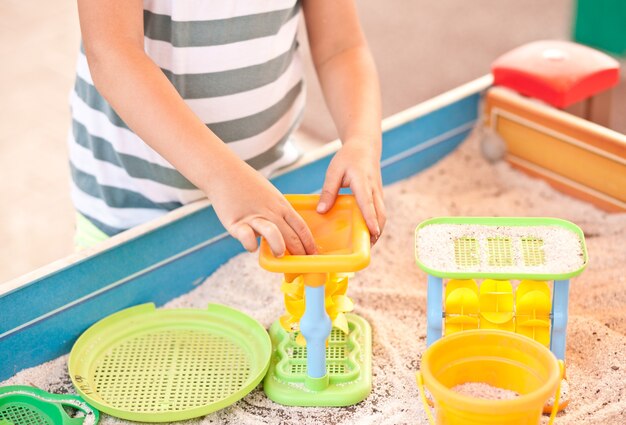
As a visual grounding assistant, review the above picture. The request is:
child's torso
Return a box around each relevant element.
[69,0,305,235]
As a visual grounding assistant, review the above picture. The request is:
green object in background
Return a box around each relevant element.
[74,212,109,250]
[574,0,626,57]
[68,303,271,423]
[264,314,372,406]
[0,385,99,425]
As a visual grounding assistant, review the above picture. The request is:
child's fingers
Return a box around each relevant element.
[249,217,286,258]
[352,182,379,242]
[317,168,342,214]
[284,210,317,255]
[229,222,258,253]
[372,189,386,245]
[374,188,386,230]
[276,218,306,256]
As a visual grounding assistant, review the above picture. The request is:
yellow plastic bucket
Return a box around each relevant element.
[416,330,563,425]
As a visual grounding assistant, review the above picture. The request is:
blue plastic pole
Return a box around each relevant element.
[300,284,332,379]
[426,275,444,346]
[550,279,570,360]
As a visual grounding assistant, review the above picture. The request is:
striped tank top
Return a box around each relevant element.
[69,0,305,236]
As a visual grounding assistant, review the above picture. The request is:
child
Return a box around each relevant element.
[71,0,386,256]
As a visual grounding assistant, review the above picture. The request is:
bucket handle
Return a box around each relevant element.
[416,371,436,425]
[417,360,564,425]
[548,360,565,425]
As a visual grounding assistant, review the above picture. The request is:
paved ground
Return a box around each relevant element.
[1,0,624,283]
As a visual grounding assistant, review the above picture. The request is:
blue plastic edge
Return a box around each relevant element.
[0,93,480,381]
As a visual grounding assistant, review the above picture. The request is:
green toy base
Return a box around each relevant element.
[264,314,372,407]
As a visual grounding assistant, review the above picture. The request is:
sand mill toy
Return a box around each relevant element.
[414,217,588,417]
[259,194,372,406]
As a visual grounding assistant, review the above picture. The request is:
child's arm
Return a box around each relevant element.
[302,0,386,245]
[77,0,316,256]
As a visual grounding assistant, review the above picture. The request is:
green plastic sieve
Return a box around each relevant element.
[0,385,99,425]
[68,303,271,422]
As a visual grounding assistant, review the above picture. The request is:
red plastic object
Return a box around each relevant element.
[492,40,620,108]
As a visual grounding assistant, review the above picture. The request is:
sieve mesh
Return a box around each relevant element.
[0,404,50,425]
[454,237,480,267]
[487,237,514,267]
[92,330,251,413]
[521,237,545,266]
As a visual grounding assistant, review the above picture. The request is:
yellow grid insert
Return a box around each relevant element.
[454,237,480,267]
[487,237,513,267]
[521,237,545,266]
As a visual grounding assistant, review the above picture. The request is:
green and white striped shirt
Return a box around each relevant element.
[69,0,305,235]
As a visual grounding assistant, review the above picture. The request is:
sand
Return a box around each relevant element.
[451,383,519,400]
[3,133,626,424]
[416,223,585,274]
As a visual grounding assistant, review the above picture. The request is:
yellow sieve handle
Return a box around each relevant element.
[548,360,565,425]
[416,371,436,425]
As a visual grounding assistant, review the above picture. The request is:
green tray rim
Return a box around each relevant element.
[68,303,271,423]
[414,217,588,280]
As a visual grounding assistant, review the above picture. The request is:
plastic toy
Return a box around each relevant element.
[491,40,619,114]
[259,194,372,406]
[415,217,587,356]
[481,40,625,213]
[69,303,271,422]
[415,217,588,412]
[416,330,564,425]
[0,385,99,425]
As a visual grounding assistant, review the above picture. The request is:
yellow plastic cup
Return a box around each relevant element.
[416,330,563,425]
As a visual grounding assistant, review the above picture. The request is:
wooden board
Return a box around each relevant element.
[485,86,626,212]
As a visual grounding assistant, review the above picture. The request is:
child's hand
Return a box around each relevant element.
[317,141,386,245]
[207,161,317,257]
[302,0,384,245]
